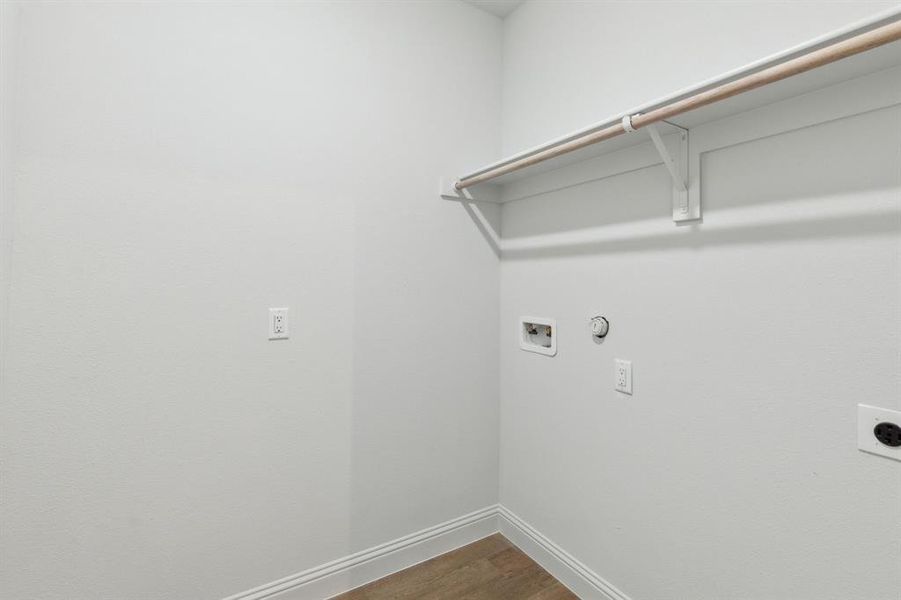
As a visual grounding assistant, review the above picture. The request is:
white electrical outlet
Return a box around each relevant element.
[858,404,901,461]
[615,359,632,394]
[268,307,289,340]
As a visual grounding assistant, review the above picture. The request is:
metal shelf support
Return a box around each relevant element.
[644,121,697,222]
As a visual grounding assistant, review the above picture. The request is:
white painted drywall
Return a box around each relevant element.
[5,2,901,599]
[0,2,501,598]
[499,2,901,599]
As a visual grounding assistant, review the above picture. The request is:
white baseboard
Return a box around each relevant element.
[222,504,630,600]
[221,505,499,600]
[498,506,631,600]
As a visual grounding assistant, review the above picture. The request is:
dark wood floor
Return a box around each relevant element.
[332,533,578,600]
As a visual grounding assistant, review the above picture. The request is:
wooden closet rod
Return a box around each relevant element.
[455,18,901,190]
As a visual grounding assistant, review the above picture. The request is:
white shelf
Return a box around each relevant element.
[445,8,901,209]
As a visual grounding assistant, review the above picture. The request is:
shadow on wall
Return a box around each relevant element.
[501,208,900,261]
[459,104,901,261]
[461,200,502,258]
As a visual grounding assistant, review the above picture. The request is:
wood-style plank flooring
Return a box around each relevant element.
[332,534,578,600]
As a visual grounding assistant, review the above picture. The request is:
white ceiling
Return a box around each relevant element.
[462,0,524,18]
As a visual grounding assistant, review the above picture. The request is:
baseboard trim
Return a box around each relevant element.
[223,504,630,600]
[498,506,631,600]
[222,505,499,600]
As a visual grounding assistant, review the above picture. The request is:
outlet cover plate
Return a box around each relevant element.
[615,359,632,395]
[269,307,289,340]
[858,404,901,461]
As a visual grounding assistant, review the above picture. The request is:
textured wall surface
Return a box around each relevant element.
[0,2,501,598]
[4,2,901,599]
[498,2,901,599]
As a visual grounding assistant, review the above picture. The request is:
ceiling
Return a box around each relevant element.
[462,0,524,18]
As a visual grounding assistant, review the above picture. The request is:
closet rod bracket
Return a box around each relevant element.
[642,121,697,223]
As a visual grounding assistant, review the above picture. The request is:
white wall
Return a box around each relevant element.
[5,2,901,599]
[0,2,501,599]
[499,2,901,599]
